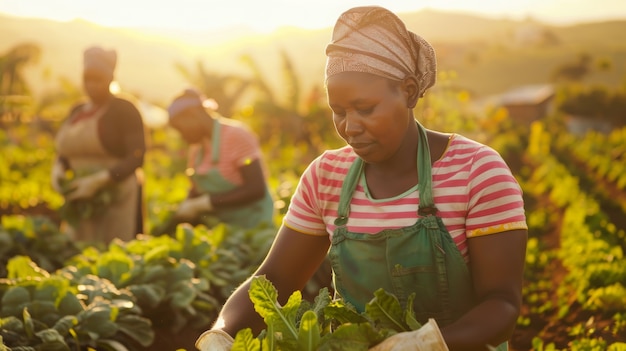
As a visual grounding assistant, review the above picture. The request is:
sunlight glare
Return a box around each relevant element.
[1,0,625,33]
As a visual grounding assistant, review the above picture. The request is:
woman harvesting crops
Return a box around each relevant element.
[166,88,275,230]
[196,6,528,350]
[51,46,146,244]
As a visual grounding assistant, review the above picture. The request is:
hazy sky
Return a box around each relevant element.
[1,0,625,32]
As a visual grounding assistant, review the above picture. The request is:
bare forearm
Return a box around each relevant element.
[203,160,267,208]
[441,298,520,351]
[209,185,266,208]
[216,278,266,337]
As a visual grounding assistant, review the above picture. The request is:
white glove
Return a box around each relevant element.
[65,170,110,201]
[51,161,65,193]
[195,329,233,351]
[175,194,213,220]
[369,319,448,351]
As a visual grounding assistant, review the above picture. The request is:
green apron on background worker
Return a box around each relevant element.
[191,119,274,229]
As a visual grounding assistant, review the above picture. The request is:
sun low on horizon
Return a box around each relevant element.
[2,0,626,34]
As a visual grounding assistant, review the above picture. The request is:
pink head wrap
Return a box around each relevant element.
[325,6,437,97]
[83,46,117,79]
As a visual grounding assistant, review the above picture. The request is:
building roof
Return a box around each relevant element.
[499,84,555,106]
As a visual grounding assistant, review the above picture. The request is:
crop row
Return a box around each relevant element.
[0,216,278,350]
[517,121,626,350]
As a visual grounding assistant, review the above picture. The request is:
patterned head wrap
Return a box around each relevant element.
[83,46,117,79]
[325,6,437,97]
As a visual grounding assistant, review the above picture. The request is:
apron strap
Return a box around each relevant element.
[210,118,221,165]
[416,121,437,216]
[334,121,438,224]
[334,158,363,226]
[194,118,222,166]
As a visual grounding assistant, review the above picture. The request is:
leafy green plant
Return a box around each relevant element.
[231,275,422,351]
[0,216,79,278]
[59,223,276,334]
[0,256,154,351]
[56,170,116,228]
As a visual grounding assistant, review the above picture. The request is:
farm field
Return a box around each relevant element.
[2,10,626,349]
[1,91,625,350]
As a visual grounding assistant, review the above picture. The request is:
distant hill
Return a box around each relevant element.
[2,9,625,106]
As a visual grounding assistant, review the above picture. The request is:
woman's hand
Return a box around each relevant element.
[195,329,233,351]
[368,319,448,351]
[175,194,213,220]
[50,161,65,193]
[66,170,110,200]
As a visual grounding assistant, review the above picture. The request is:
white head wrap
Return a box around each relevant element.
[325,6,437,97]
[168,88,219,119]
[83,46,117,79]
[167,88,204,119]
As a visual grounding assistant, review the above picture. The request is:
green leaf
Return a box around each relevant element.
[169,280,196,309]
[262,322,277,351]
[364,289,408,332]
[248,276,299,341]
[324,300,369,325]
[95,339,130,351]
[7,256,49,279]
[404,293,421,330]
[172,259,196,281]
[115,314,155,347]
[608,343,626,351]
[138,265,168,283]
[25,300,58,323]
[79,306,118,338]
[23,308,35,339]
[35,329,70,351]
[1,286,31,308]
[298,310,320,351]
[176,224,196,248]
[143,245,170,264]
[281,290,302,326]
[0,336,8,351]
[318,323,384,351]
[248,276,278,319]
[310,287,331,318]
[34,277,71,306]
[52,315,78,336]
[0,316,24,332]
[232,328,261,351]
[58,292,84,316]
[127,284,166,309]
[95,251,134,286]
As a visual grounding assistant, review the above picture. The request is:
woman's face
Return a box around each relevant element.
[83,69,112,104]
[327,72,413,164]
[170,108,206,144]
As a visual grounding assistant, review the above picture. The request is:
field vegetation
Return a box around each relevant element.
[1,10,626,350]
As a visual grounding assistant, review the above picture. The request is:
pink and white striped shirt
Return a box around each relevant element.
[188,118,264,186]
[283,134,527,260]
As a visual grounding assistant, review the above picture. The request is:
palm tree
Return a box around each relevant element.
[240,50,337,171]
[0,43,41,122]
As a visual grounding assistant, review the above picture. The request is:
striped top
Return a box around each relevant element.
[188,118,263,186]
[283,134,527,260]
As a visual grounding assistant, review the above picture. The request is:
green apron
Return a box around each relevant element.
[328,122,507,350]
[192,119,274,229]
